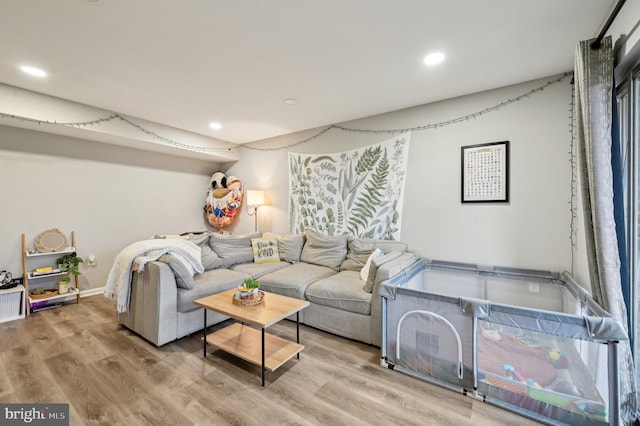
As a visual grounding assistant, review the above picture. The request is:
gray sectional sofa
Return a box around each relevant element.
[118,228,421,347]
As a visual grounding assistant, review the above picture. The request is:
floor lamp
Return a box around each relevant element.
[247,190,265,232]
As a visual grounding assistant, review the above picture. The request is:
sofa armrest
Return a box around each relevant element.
[373,250,419,286]
[369,250,420,347]
[117,261,179,346]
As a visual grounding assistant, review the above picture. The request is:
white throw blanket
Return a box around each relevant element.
[104,239,204,313]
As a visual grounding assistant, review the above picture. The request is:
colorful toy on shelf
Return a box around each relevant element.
[526,386,574,407]
[526,378,542,389]
[503,364,526,383]
[504,364,542,388]
[546,348,568,368]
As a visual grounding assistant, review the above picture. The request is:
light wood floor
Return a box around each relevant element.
[0,296,541,425]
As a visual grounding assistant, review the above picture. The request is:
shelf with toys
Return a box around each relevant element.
[21,230,82,315]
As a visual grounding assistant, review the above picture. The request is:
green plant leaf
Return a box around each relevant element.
[311,155,336,163]
[243,278,260,289]
[355,146,382,175]
[347,148,389,237]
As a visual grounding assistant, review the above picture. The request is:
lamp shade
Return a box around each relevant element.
[246,190,265,206]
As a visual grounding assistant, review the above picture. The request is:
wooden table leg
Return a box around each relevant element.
[203,309,207,357]
[296,311,300,360]
[261,328,265,386]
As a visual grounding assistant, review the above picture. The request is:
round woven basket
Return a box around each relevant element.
[232,290,264,306]
[30,289,59,300]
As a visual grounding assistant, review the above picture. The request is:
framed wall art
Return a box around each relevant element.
[461,141,509,203]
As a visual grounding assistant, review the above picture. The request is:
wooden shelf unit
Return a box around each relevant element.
[22,231,81,316]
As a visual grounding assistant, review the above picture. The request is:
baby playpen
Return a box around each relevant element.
[380,259,627,425]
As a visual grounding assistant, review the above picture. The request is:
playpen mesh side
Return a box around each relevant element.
[477,319,609,425]
[385,293,474,390]
[382,263,623,425]
[383,287,612,425]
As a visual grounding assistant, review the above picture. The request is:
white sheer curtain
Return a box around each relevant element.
[575,35,637,424]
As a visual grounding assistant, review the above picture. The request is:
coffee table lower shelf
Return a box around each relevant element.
[203,322,304,372]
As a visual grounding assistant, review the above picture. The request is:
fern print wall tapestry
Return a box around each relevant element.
[289,133,411,240]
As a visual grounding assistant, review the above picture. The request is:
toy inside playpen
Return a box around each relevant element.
[380,259,627,426]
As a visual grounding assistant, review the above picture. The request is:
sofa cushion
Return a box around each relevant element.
[259,262,337,299]
[348,238,408,255]
[340,238,408,271]
[340,253,370,272]
[189,233,223,271]
[300,228,347,270]
[263,232,305,263]
[305,270,371,315]
[365,251,419,293]
[251,237,280,264]
[210,232,261,267]
[176,269,250,313]
[230,261,291,279]
[158,254,195,290]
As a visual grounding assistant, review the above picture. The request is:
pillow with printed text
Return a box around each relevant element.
[251,238,280,264]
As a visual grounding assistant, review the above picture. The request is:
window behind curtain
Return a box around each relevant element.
[616,63,640,400]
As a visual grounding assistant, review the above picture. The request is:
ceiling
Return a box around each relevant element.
[0,0,615,145]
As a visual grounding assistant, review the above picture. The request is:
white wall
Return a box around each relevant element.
[0,125,222,291]
[228,75,576,274]
[0,74,578,292]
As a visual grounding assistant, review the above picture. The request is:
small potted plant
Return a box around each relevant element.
[56,252,83,294]
[238,278,260,299]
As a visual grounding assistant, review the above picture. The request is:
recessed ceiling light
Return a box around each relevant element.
[209,122,222,130]
[20,65,47,77]
[283,98,298,105]
[423,52,445,66]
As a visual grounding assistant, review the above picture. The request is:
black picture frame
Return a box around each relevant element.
[461,141,509,203]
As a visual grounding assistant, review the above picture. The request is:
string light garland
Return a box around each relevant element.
[114,115,232,152]
[243,72,572,151]
[0,112,119,127]
[0,72,570,153]
[0,112,234,153]
[568,82,578,275]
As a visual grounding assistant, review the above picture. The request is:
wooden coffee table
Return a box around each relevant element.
[194,288,310,386]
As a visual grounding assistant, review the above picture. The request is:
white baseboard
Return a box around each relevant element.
[80,286,105,298]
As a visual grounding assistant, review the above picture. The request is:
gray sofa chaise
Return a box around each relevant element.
[118,228,421,347]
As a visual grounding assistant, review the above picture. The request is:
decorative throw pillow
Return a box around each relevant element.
[363,251,404,293]
[210,232,261,267]
[341,238,407,271]
[300,228,347,270]
[251,238,280,264]
[263,231,305,263]
[360,248,384,282]
[158,254,195,290]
